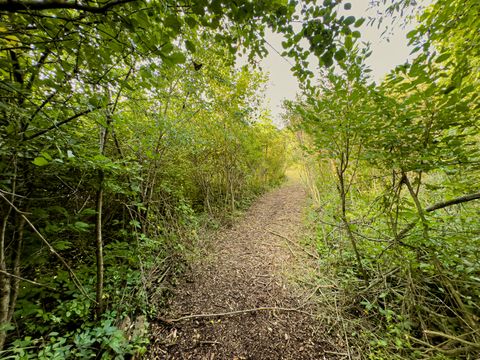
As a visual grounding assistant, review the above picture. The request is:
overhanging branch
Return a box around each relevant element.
[426,192,480,213]
[0,0,137,13]
[23,106,103,141]
[396,191,480,241]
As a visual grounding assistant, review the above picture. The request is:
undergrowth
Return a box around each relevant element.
[301,160,480,360]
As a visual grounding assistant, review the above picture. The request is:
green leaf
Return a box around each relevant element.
[345,36,353,50]
[185,40,196,53]
[352,31,361,38]
[435,52,451,63]
[321,52,333,67]
[344,16,356,26]
[334,49,346,61]
[354,18,365,27]
[165,15,181,32]
[406,29,417,39]
[33,157,49,166]
[344,3,352,10]
[40,152,52,161]
[53,240,72,251]
[0,323,15,331]
[185,16,197,28]
[74,221,91,232]
[162,43,174,54]
[167,52,186,64]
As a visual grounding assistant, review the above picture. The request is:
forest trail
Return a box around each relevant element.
[148,182,340,359]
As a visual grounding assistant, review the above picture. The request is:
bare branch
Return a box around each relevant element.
[0,0,138,13]
[0,269,54,291]
[426,192,480,213]
[24,106,103,141]
[396,191,480,241]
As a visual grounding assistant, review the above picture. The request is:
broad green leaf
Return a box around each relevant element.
[185,40,196,53]
[165,15,181,32]
[33,157,49,166]
[435,52,451,63]
[334,49,346,61]
[344,16,356,26]
[167,52,186,64]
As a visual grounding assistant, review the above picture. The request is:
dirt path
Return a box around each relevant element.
[148,183,338,359]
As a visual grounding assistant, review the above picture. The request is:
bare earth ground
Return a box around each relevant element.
[147,183,343,359]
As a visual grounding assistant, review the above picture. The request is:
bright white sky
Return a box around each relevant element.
[255,0,420,125]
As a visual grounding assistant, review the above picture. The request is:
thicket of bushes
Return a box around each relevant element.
[290,1,479,357]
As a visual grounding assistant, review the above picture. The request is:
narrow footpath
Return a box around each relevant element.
[148,183,340,359]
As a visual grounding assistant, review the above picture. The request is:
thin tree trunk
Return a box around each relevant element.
[403,172,477,331]
[8,215,25,322]
[336,159,368,283]
[0,213,12,350]
[95,114,110,318]
[95,174,105,318]
[0,158,16,351]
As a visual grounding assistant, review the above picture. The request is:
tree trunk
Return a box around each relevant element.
[95,175,104,318]
[8,215,25,322]
[0,214,11,350]
[336,159,368,283]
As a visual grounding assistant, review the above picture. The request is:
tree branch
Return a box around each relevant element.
[0,0,137,13]
[396,191,480,241]
[426,192,480,213]
[23,106,102,141]
[26,50,51,92]
[0,269,54,291]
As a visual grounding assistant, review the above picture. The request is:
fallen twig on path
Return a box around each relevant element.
[301,283,337,306]
[284,239,297,259]
[266,229,319,260]
[199,340,220,345]
[161,306,313,324]
[324,350,349,357]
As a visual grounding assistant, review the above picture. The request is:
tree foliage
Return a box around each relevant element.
[289,0,480,357]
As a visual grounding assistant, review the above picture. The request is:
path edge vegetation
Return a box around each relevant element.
[289,0,480,358]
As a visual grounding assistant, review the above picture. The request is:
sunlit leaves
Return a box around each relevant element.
[165,52,186,65]
[33,157,50,166]
[185,40,196,53]
[354,18,365,28]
